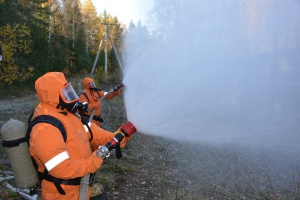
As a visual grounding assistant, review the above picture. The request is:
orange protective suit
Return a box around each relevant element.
[79,78,120,126]
[29,72,117,200]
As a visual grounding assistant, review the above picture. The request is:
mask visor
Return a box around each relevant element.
[89,82,96,88]
[60,82,79,103]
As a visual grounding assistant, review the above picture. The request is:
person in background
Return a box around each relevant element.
[79,77,121,127]
[29,72,133,199]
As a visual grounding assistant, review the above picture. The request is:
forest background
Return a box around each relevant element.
[0,0,148,94]
[1,0,300,199]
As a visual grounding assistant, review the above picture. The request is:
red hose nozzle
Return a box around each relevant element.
[121,121,137,137]
[113,83,125,91]
[119,82,125,88]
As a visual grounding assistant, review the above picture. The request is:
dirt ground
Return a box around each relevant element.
[1,91,300,200]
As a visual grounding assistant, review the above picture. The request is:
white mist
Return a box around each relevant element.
[122,0,300,152]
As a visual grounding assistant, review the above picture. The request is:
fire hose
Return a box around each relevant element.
[79,120,136,200]
[79,121,136,200]
[80,83,126,200]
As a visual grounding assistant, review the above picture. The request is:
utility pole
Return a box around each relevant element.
[90,23,124,81]
[104,25,108,81]
[0,44,2,61]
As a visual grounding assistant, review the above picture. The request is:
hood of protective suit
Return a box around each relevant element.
[35,72,67,107]
[83,78,94,89]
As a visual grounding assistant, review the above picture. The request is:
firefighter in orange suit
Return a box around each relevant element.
[29,72,131,200]
[79,78,120,127]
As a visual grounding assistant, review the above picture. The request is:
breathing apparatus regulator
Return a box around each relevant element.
[96,121,137,159]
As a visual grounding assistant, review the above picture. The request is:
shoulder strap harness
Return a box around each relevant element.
[26,114,84,195]
[79,92,89,103]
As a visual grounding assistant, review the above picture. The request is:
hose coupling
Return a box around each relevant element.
[96,145,110,159]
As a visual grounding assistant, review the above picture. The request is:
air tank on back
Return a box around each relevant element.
[1,119,38,188]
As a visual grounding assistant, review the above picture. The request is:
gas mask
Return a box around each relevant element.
[88,81,101,92]
[89,81,96,88]
[59,82,89,113]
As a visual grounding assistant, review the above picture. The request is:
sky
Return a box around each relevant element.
[91,0,153,26]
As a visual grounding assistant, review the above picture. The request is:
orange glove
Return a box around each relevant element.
[114,125,130,148]
[114,90,121,95]
[119,135,131,148]
[88,151,104,170]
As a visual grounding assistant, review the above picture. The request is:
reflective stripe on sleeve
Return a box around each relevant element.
[104,92,108,95]
[45,151,70,171]
[84,122,91,132]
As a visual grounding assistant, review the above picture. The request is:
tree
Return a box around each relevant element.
[82,0,99,53]
[0,0,125,86]
[0,24,33,85]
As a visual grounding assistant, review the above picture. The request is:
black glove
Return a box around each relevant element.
[92,87,101,92]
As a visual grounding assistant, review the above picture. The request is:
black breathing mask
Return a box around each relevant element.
[59,82,89,113]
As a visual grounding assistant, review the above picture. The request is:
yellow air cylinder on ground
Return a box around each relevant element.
[0,119,38,188]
